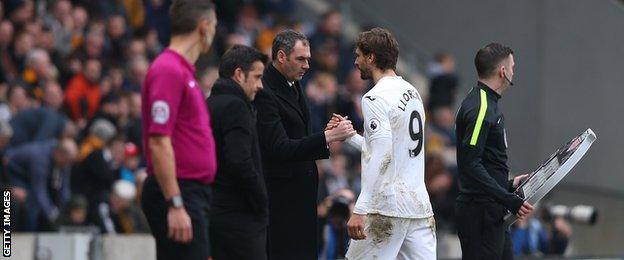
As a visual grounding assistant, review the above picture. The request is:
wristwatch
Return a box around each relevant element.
[167,195,184,209]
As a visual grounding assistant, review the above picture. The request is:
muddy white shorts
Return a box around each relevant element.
[345,214,436,260]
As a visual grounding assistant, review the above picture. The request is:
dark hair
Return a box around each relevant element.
[271,29,308,60]
[356,27,399,71]
[219,45,268,78]
[474,43,514,78]
[169,0,215,36]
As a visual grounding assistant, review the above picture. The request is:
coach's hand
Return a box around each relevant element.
[326,120,356,142]
[347,213,367,240]
[325,113,347,130]
[168,207,193,243]
[516,201,534,220]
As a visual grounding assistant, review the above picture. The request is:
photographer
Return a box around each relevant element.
[318,188,355,260]
[510,207,572,256]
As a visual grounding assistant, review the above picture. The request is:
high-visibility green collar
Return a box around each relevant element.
[477,81,501,100]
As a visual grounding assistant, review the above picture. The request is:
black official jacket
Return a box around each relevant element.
[254,63,330,260]
[455,81,523,214]
[206,78,268,224]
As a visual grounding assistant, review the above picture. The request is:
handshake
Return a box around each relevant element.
[324,113,356,143]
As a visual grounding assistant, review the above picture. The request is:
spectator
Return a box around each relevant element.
[6,138,78,231]
[6,0,34,26]
[427,52,458,111]
[143,0,170,46]
[511,209,572,256]
[21,49,57,97]
[335,68,368,132]
[306,72,339,133]
[0,84,31,122]
[78,118,117,161]
[144,28,163,60]
[424,154,456,232]
[122,56,148,92]
[42,81,65,111]
[10,30,35,76]
[97,180,149,234]
[84,92,121,133]
[0,120,13,152]
[123,92,142,149]
[125,38,147,61]
[42,0,73,56]
[57,194,89,227]
[427,105,457,167]
[318,188,355,260]
[64,58,102,123]
[8,105,67,148]
[119,142,140,183]
[0,20,16,82]
[106,14,130,60]
[73,135,125,231]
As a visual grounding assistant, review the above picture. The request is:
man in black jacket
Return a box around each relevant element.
[255,30,355,260]
[455,43,534,259]
[206,45,269,260]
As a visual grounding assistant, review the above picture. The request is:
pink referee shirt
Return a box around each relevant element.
[142,48,217,184]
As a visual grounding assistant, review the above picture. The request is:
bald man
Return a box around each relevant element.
[6,138,78,231]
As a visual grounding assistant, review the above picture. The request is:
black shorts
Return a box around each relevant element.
[141,175,212,260]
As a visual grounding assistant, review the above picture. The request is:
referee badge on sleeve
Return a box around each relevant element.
[152,100,170,124]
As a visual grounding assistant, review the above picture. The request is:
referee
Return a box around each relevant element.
[140,1,217,260]
[455,43,534,260]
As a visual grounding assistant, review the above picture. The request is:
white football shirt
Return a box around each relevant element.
[353,76,433,219]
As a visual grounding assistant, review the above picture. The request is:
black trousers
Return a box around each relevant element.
[456,197,513,260]
[210,212,267,260]
[141,175,212,260]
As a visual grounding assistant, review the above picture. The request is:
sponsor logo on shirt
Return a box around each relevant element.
[152,100,170,124]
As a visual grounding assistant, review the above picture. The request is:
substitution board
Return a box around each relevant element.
[504,128,597,227]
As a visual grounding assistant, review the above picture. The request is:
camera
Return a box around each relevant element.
[327,195,352,222]
[542,204,598,225]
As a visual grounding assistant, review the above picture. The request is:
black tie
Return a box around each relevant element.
[290,84,300,102]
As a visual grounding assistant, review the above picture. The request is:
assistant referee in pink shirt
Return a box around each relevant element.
[140,1,217,260]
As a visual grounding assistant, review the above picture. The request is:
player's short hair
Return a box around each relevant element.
[474,43,514,78]
[356,27,399,71]
[271,29,309,60]
[169,0,215,36]
[219,45,268,78]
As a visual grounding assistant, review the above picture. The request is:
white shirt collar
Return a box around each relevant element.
[287,81,294,87]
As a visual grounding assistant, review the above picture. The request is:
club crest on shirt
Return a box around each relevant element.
[368,118,380,133]
[152,100,170,124]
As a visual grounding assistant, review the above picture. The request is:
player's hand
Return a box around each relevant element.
[512,174,529,188]
[516,201,534,220]
[325,120,356,142]
[325,113,347,130]
[168,207,193,243]
[347,213,367,240]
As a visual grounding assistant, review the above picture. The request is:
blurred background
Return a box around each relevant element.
[0,0,622,259]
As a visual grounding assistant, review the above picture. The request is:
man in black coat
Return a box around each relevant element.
[206,45,270,260]
[254,29,355,260]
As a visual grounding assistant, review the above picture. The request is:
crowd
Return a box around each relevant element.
[0,0,570,258]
